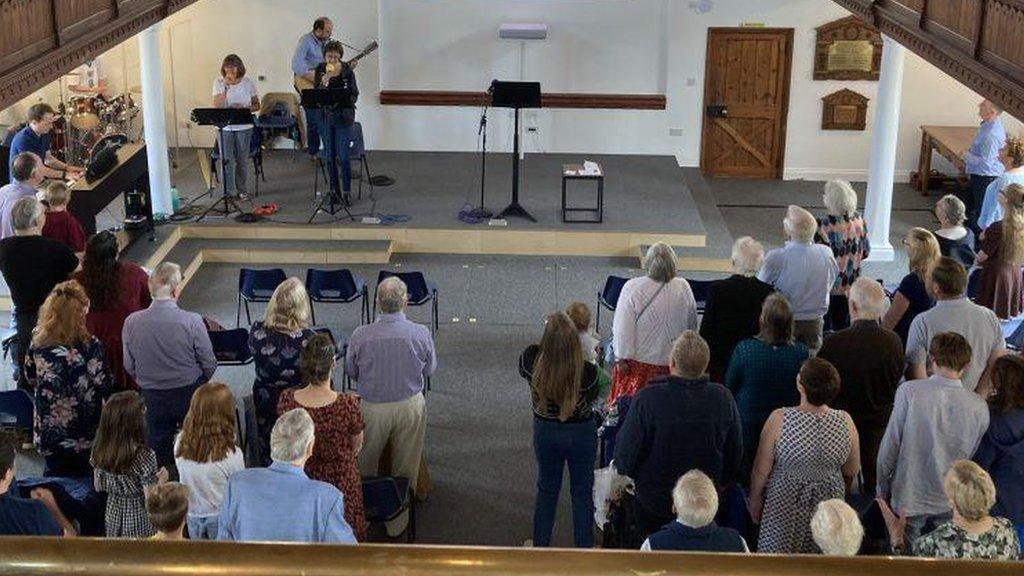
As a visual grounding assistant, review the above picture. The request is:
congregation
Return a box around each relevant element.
[0,107,1021,562]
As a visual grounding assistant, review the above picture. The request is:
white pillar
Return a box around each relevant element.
[138,22,173,216]
[864,35,906,262]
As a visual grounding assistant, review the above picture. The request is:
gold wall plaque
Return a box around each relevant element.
[814,16,882,81]
[828,40,874,72]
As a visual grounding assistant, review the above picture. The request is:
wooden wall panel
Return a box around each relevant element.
[55,0,116,44]
[980,1,1024,82]
[0,0,58,75]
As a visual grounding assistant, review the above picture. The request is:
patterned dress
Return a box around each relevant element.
[816,213,869,293]
[26,337,113,477]
[913,517,1021,560]
[248,322,317,465]
[278,389,367,541]
[757,408,850,553]
[95,447,158,538]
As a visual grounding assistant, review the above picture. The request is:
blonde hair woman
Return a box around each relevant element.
[976,183,1024,318]
[247,277,317,465]
[882,228,940,344]
[978,136,1024,231]
[815,181,869,331]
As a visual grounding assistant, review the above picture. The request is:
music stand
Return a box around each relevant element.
[491,80,541,222]
[301,88,356,223]
[191,107,254,221]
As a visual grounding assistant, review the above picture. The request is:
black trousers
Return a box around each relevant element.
[10,311,36,389]
[963,174,999,235]
[141,383,200,474]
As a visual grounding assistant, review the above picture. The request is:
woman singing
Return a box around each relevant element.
[313,41,359,204]
[213,54,260,200]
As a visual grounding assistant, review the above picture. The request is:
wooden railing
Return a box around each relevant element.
[831,0,1024,120]
[0,0,199,110]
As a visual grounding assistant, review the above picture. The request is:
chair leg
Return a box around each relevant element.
[595,295,602,335]
[244,300,252,326]
[407,491,416,543]
[310,300,317,326]
[432,296,439,335]
[236,294,242,328]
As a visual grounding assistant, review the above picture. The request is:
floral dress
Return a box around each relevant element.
[278,389,366,541]
[913,517,1021,560]
[248,322,316,465]
[95,447,158,538]
[26,337,113,477]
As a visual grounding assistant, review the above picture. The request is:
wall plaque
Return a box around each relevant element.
[814,16,883,81]
[822,89,869,131]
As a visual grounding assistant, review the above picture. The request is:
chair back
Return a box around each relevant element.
[967,267,982,301]
[0,390,33,431]
[686,278,716,308]
[209,328,254,365]
[238,268,288,300]
[249,126,264,156]
[599,276,629,310]
[362,476,409,521]
[306,269,360,301]
[349,122,366,158]
[378,271,432,305]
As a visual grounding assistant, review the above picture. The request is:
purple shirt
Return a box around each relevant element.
[345,312,436,404]
[122,299,217,390]
[0,181,37,239]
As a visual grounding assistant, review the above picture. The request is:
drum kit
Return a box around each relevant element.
[52,88,141,167]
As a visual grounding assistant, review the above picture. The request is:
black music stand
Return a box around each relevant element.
[301,88,356,223]
[491,80,541,222]
[191,107,254,221]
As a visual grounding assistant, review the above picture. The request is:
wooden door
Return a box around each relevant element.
[700,28,793,179]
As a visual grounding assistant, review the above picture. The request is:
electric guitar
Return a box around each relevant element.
[294,40,378,92]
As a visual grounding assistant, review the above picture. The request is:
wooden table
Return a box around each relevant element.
[916,125,977,194]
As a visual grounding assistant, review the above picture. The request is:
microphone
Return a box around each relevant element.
[488,79,498,93]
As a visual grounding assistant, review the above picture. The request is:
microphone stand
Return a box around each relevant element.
[475,103,492,219]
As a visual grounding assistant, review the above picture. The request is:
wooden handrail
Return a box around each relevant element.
[0,537,1018,576]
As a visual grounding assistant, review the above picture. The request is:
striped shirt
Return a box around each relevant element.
[344,312,436,404]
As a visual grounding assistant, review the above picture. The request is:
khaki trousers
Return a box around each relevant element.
[358,392,426,536]
[794,318,824,354]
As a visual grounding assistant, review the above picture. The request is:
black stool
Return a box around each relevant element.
[561,163,604,223]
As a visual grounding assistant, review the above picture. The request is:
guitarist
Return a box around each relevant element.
[312,41,358,205]
[291,17,357,157]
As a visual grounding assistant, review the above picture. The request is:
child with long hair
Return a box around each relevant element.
[174,381,244,539]
[91,391,167,537]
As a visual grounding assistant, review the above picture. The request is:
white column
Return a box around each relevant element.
[864,35,906,262]
[138,22,173,216]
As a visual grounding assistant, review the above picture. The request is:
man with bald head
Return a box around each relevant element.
[818,277,904,491]
[346,276,435,537]
[0,152,44,239]
[962,99,1006,232]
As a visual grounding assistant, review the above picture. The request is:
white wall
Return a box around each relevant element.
[5,0,1021,182]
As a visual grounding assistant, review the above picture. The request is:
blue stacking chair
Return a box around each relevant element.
[237,268,287,327]
[595,275,629,335]
[348,122,374,201]
[362,476,416,542]
[0,389,33,436]
[209,328,254,365]
[374,271,439,334]
[686,278,717,314]
[306,269,369,326]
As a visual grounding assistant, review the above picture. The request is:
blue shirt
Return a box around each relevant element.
[0,492,61,536]
[292,32,326,77]
[757,241,839,320]
[0,181,38,239]
[8,125,50,180]
[978,171,1024,230]
[217,461,356,543]
[965,118,1007,177]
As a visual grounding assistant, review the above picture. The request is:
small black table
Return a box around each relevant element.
[561,163,604,223]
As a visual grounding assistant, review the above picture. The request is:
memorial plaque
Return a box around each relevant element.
[828,40,875,73]
[822,89,869,131]
[814,16,883,81]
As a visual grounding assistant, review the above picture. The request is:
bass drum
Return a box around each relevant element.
[88,132,128,164]
[69,96,102,130]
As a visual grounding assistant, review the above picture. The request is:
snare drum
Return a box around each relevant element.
[69,96,102,130]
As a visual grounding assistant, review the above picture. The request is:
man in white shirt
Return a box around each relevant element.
[66,59,107,97]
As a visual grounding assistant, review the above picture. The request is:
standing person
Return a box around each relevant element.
[815,180,870,331]
[961,99,1007,233]
[933,195,976,268]
[91,391,168,538]
[0,197,77,387]
[66,58,108,97]
[248,277,317,466]
[174,382,244,540]
[347,276,435,538]
[313,41,358,204]
[291,17,332,156]
[565,301,601,364]
[978,136,1024,232]
[877,333,991,546]
[610,242,698,404]
[8,104,83,182]
[217,408,356,543]
[749,358,860,554]
[699,236,773,384]
[758,205,839,352]
[817,278,903,493]
[74,231,151,390]
[975,182,1024,319]
[519,313,604,548]
[614,331,743,540]
[725,294,809,477]
[0,152,44,239]
[973,355,1024,538]
[882,228,940,345]
[26,281,113,477]
[39,181,85,254]
[905,257,1003,393]
[122,262,217,470]
[213,54,259,200]
[279,334,367,541]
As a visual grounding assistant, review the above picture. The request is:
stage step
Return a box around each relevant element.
[638,244,732,273]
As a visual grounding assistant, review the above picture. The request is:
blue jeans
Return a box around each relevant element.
[187,515,219,539]
[316,114,352,195]
[303,108,320,156]
[905,511,953,547]
[532,417,597,548]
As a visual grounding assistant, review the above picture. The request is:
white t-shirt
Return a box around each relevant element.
[173,435,245,517]
[67,60,102,89]
[212,77,258,131]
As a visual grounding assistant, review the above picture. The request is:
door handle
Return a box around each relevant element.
[707,105,728,118]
